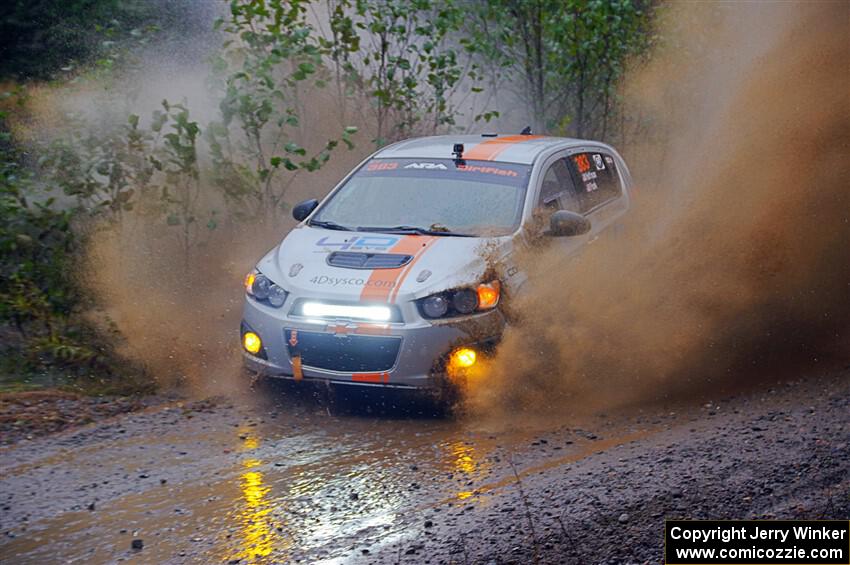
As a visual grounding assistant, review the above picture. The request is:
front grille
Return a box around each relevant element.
[327,252,412,269]
[285,329,401,372]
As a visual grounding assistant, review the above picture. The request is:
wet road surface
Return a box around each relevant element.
[0,381,655,563]
[1,372,848,563]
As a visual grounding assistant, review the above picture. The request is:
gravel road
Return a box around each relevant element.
[1,369,847,564]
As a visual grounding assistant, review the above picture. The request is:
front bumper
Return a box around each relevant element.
[241,295,504,390]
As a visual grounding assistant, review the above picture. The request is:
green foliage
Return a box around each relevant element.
[0,92,73,326]
[0,92,151,387]
[0,104,107,377]
[207,0,357,221]
[40,100,218,268]
[157,100,210,267]
[0,0,165,81]
[466,0,656,138]
[326,0,480,145]
[0,156,76,329]
[39,113,154,218]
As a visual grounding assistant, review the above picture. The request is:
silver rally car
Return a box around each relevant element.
[241,133,632,393]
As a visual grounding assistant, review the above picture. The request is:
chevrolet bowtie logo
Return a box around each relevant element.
[328,323,356,335]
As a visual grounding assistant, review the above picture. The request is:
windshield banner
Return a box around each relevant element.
[358,158,531,187]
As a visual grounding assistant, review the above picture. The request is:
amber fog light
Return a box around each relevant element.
[243,331,262,355]
[450,347,477,369]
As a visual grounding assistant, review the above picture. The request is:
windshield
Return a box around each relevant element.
[311,158,532,236]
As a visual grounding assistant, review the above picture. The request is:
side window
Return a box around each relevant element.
[538,158,580,213]
[567,152,622,212]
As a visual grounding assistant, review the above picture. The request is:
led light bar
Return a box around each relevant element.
[301,302,392,322]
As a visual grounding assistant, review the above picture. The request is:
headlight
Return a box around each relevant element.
[244,270,288,308]
[452,288,478,315]
[421,295,449,318]
[252,274,272,300]
[417,281,501,319]
[267,284,287,307]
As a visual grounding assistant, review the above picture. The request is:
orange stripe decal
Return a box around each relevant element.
[352,372,390,383]
[463,135,543,161]
[388,237,438,303]
[359,236,434,302]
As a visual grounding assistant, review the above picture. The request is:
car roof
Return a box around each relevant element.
[374,134,607,165]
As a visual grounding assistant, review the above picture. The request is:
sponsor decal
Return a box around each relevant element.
[309,275,397,288]
[573,153,592,174]
[567,151,619,197]
[315,235,400,251]
[456,164,519,177]
[404,162,448,170]
[366,161,398,171]
[593,153,605,170]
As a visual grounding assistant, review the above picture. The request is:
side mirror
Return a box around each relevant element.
[292,198,319,222]
[549,210,591,237]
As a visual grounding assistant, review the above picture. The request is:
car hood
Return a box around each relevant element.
[256,226,514,304]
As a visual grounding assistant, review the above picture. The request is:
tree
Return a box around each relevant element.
[466,0,655,139]
[207,0,355,222]
[0,0,179,81]
[324,0,483,145]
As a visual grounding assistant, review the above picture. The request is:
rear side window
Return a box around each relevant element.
[567,152,622,212]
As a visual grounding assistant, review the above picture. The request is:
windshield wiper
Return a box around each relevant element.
[310,219,354,231]
[357,225,475,237]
